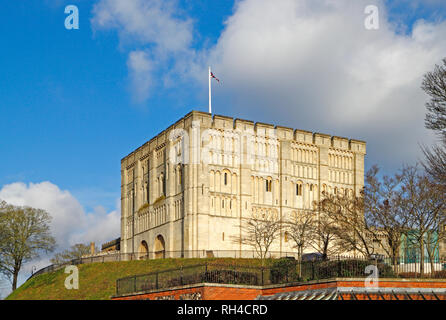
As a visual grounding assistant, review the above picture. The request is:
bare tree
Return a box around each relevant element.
[422,58,446,185]
[399,166,446,276]
[310,199,342,259]
[0,201,56,291]
[233,210,281,263]
[423,58,446,140]
[364,165,410,269]
[284,210,314,276]
[422,144,446,185]
[50,243,99,265]
[318,191,376,258]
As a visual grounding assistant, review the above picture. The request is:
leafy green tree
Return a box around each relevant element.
[0,201,56,291]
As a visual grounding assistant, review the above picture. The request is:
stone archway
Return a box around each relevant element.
[154,235,166,259]
[138,240,148,260]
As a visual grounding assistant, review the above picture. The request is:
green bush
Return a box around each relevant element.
[270,258,300,284]
[202,270,259,285]
[313,259,395,279]
[162,269,259,288]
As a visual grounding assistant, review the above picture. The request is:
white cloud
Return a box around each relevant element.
[127,50,154,102]
[91,0,446,171]
[91,0,196,102]
[69,201,121,246]
[0,182,120,262]
[0,182,85,247]
[0,181,121,296]
[206,0,446,171]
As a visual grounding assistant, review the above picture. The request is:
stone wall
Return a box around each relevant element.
[120,111,366,257]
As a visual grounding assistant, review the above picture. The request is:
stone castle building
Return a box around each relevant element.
[120,111,366,258]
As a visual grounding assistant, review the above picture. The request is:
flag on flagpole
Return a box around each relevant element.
[209,67,221,114]
[210,71,220,83]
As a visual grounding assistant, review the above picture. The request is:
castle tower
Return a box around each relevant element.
[120,111,366,258]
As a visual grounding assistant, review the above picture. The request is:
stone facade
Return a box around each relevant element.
[120,111,366,257]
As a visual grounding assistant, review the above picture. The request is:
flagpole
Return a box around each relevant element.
[208,66,212,114]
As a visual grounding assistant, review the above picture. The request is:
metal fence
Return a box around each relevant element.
[27,250,302,280]
[29,250,446,284]
[115,256,446,296]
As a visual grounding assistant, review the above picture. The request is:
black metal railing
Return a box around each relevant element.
[114,256,446,296]
[29,250,446,285]
[116,263,268,296]
[27,250,302,280]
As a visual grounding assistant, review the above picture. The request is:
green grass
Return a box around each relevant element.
[6,258,270,300]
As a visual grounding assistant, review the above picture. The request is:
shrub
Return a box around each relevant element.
[397,270,446,279]
[313,259,395,279]
[270,258,300,284]
[432,270,446,278]
[162,269,259,287]
[201,270,259,285]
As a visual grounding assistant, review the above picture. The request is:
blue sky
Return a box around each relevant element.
[0,1,238,212]
[1,0,443,210]
[0,0,446,295]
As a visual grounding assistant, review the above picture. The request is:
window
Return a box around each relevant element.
[296,183,302,196]
[284,232,289,243]
[222,232,225,241]
[266,179,272,192]
[224,172,228,185]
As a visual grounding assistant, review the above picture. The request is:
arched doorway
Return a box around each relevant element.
[138,240,148,260]
[154,235,165,259]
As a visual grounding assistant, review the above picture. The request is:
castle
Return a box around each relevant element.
[120,111,366,258]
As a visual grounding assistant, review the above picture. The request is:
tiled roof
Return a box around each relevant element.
[257,287,446,300]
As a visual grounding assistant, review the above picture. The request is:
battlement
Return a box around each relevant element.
[120,110,367,256]
[121,110,366,165]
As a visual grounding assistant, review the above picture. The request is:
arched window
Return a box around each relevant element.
[159,172,165,196]
[284,232,289,243]
[266,178,272,192]
[224,172,228,185]
[296,182,303,196]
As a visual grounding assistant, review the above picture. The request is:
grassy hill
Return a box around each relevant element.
[6,258,269,300]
